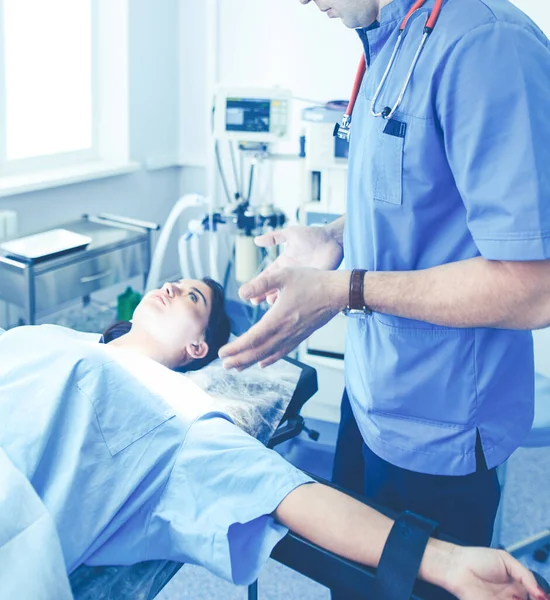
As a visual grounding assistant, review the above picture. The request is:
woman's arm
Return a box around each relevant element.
[274,483,548,600]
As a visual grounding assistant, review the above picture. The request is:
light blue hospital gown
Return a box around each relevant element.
[0,446,73,600]
[0,325,312,587]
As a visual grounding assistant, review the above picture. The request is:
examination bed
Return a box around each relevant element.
[68,357,550,600]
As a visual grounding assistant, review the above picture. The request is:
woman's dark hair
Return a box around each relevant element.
[102,277,231,372]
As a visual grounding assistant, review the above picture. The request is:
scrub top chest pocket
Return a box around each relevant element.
[369,117,407,206]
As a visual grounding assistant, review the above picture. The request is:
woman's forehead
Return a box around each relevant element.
[179,277,207,290]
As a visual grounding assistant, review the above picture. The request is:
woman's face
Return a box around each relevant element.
[132,279,213,360]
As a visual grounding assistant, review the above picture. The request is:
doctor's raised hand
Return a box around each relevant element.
[219,266,349,370]
[247,219,345,305]
[219,220,348,370]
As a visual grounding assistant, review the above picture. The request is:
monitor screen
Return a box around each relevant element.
[225,98,271,133]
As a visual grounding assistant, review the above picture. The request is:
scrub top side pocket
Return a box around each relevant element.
[80,363,175,457]
[372,118,406,205]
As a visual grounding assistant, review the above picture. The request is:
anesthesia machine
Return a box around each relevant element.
[147,88,350,359]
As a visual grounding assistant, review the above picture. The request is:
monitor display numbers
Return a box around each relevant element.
[225,98,271,133]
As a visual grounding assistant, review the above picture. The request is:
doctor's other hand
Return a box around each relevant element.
[219,267,347,370]
[443,546,549,600]
[250,224,344,305]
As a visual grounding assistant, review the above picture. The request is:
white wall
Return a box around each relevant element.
[130,0,180,170]
[179,0,362,167]
[216,0,360,100]
[0,0,183,315]
[179,0,211,168]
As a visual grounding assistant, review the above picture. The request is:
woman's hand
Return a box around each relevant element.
[442,546,549,600]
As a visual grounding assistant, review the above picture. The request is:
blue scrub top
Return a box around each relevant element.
[0,325,312,585]
[344,0,550,475]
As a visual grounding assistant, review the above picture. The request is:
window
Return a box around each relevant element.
[0,0,98,175]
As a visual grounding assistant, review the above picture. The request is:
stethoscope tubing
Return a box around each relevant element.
[344,0,444,125]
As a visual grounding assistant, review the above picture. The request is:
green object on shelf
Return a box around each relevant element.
[116,287,143,321]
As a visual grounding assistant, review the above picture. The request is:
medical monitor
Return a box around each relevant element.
[214,87,291,143]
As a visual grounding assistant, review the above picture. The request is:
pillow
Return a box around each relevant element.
[185,357,301,445]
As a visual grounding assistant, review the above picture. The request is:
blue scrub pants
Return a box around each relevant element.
[331,390,501,600]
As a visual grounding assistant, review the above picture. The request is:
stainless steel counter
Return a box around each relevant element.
[0,214,158,325]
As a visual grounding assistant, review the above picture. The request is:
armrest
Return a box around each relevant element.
[281,357,318,421]
[271,472,442,599]
[272,473,550,599]
[267,416,305,449]
[272,532,424,600]
[267,358,319,449]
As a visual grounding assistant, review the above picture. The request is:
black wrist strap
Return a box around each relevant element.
[372,511,438,600]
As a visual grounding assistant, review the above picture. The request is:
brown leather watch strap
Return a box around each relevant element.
[348,269,368,312]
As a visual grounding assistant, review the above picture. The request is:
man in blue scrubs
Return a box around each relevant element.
[220,0,550,575]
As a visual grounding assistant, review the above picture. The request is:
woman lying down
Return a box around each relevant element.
[0,278,547,600]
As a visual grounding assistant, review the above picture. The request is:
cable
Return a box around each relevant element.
[214,141,233,205]
[251,253,271,326]
[191,233,206,281]
[178,235,195,279]
[223,241,235,292]
[247,160,256,202]
[229,141,242,200]
[211,99,236,206]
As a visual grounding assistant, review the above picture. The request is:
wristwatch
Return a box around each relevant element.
[344,269,371,317]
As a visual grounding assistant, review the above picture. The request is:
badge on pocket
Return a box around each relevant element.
[372,119,407,205]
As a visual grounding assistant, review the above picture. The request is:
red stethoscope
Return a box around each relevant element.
[335,0,444,141]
